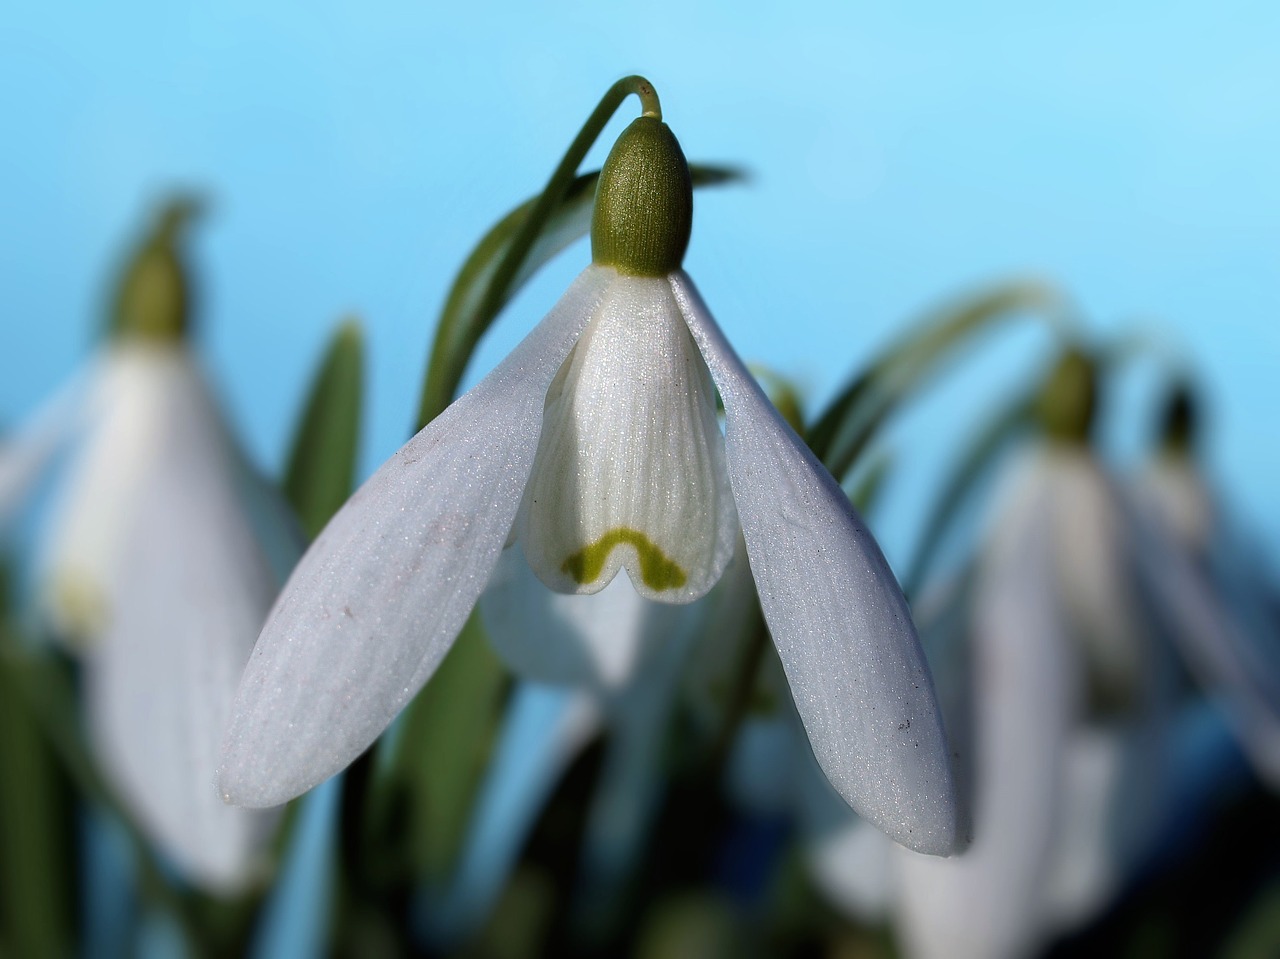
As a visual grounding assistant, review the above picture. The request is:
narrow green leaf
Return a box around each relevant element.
[808,281,1064,480]
[283,318,365,539]
[416,164,741,428]
[0,641,195,934]
[847,449,893,516]
[368,613,508,882]
[0,611,72,958]
[903,392,1037,598]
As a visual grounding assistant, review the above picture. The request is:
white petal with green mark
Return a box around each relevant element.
[481,542,690,690]
[518,267,737,604]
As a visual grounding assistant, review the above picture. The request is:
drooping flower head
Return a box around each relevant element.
[219,87,958,855]
[894,348,1183,959]
[1131,378,1280,788]
[3,199,286,890]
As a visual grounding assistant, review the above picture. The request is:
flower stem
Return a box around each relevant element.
[416,75,663,428]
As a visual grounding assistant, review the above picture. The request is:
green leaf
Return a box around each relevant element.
[0,641,195,937]
[0,606,72,958]
[847,449,893,516]
[902,390,1037,598]
[808,281,1064,481]
[367,612,508,883]
[282,318,365,539]
[415,164,741,429]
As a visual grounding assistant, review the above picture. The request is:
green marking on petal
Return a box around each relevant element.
[561,527,687,591]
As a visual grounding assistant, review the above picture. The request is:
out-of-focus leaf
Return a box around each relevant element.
[0,597,72,959]
[0,641,191,931]
[415,164,741,428]
[903,391,1036,598]
[283,318,365,539]
[1223,879,1280,959]
[369,613,509,883]
[465,865,556,959]
[847,450,893,516]
[634,892,744,959]
[808,281,1064,481]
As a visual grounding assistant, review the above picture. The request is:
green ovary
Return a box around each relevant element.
[561,527,687,591]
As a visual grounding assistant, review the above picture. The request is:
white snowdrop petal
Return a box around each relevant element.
[1045,450,1146,705]
[672,272,957,856]
[39,346,185,645]
[795,705,896,924]
[1137,457,1214,550]
[897,464,1078,959]
[1132,491,1280,786]
[1041,727,1164,931]
[85,355,278,890]
[519,270,737,603]
[481,543,675,690]
[218,266,611,807]
[0,370,86,525]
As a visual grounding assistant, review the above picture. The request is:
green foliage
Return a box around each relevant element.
[283,318,365,539]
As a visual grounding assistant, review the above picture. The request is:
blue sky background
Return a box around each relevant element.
[2,1,1277,567]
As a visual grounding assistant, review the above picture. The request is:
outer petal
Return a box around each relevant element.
[218,266,611,807]
[1131,488,1280,786]
[896,456,1078,959]
[0,369,86,526]
[1043,449,1147,709]
[1136,457,1214,550]
[518,272,737,603]
[39,347,179,645]
[85,352,279,890]
[672,272,957,856]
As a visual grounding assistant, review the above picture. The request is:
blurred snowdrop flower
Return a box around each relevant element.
[220,106,957,855]
[895,352,1177,959]
[1129,382,1280,788]
[1,201,285,890]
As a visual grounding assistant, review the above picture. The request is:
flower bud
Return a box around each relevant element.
[110,198,200,342]
[591,116,693,277]
[1036,348,1097,444]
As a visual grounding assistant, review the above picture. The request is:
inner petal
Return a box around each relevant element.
[518,274,737,603]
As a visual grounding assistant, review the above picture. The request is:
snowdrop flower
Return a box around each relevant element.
[894,352,1177,959]
[220,106,957,855]
[1,202,285,890]
[1130,382,1280,788]
[222,106,962,855]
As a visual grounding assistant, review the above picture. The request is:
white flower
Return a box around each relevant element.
[1,204,288,890]
[219,113,957,856]
[1131,450,1280,788]
[894,441,1176,959]
[41,343,284,890]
